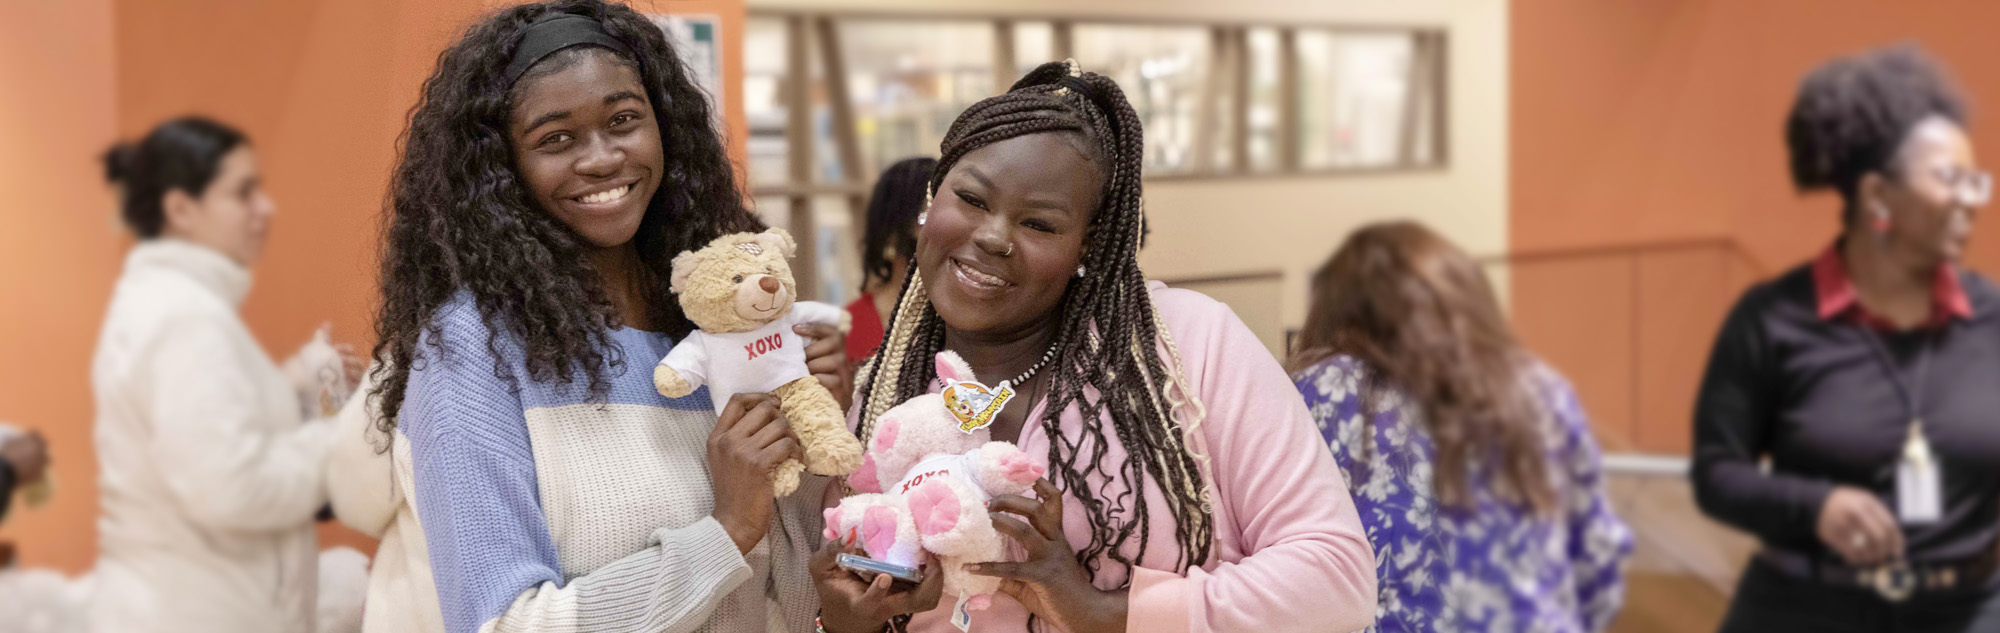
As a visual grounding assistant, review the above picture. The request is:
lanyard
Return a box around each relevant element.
[1856,327,1938,463]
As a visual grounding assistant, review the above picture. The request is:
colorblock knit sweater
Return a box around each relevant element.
[400,294,824,633]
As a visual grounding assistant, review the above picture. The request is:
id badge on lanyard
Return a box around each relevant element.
[1863,330,1943,525]
[1897,420,1943,524]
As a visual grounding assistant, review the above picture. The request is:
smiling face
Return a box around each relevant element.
[917,132,1103,336]
[509,48,665,248]
[1871,116,1984,266]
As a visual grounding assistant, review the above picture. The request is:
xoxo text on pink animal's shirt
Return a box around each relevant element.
[899,469,952,494]
[744,333,785,360]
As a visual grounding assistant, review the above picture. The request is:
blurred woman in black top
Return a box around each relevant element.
[1693,45,2000,632]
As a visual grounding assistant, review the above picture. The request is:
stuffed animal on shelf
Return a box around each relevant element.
[823,351,1046,614]
[654,228,864,496]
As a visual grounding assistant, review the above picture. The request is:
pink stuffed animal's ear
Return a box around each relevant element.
[934,351,976,384]
[874,417,901,451]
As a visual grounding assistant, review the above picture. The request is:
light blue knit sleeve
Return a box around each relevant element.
[402,299,563,633]
[405,297,755,633]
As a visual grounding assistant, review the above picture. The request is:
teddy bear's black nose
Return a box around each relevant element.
[758,276,780,294]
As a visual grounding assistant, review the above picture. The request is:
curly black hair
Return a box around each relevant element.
[857,156,935,295]
[369,0,760,434]
[1786,44,1967,224]
[856,62,1214,607]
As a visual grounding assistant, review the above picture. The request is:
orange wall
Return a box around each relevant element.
[0,0,120,575]
[2,0,746,575]
[1511,1,2000,453]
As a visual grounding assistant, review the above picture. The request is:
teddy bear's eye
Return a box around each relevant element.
[732,275,744,284]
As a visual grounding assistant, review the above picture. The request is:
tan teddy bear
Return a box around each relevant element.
[654,228,865,496]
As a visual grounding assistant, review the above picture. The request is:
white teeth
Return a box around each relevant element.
[954,259,1007,287]
[578,185,630,204]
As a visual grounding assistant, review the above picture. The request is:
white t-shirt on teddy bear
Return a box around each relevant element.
[658,301,845,414]
[891,452,989,502]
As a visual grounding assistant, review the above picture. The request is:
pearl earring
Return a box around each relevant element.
[918,211,928,226]
[1075,265,1087,278]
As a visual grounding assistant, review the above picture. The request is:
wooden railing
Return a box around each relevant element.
[1483,236,1769,464]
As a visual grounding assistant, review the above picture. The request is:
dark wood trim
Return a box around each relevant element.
[1190,26,1226,174]
[748,7,1445,34]
[1228,27,1251,174]
[814,16,869,254]
[993,19,1017,94]
[751,182,874,197]
[1052,20,1073,60]
[1154,270,1284,286]
[747,10,1450,183]
[1144,163,1447,183]
[1277,28,1300,172]
[1477,236,1765,276]
[784,15,818,299]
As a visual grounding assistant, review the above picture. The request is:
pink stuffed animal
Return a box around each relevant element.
[823,351,1045,613]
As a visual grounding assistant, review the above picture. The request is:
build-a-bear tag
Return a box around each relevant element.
[951,591,973,631]
[942,379,1012,433]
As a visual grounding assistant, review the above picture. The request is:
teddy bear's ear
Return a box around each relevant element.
[935,351,976,384]
[754,227,797,259]
[669,249,705,294]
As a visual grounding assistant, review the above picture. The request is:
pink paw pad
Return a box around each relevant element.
[999,452,1045,483]
[861,506,901,557]
[907,480,962,536]
[848,455,882,493]
[821,508,842,541]
[966,594,993,611]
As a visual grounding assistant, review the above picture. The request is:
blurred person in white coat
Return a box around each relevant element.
[89,116,356,633]
[324,367,446,633]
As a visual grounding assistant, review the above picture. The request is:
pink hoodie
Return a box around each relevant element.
[847,284,1377,633]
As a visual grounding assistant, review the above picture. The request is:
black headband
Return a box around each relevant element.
[1056,75,1122,138]
[505,14,635,86]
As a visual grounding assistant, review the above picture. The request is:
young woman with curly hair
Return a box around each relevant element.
[1693,45,2000,632]
[362,2,848,631]
[809,61,1375,633]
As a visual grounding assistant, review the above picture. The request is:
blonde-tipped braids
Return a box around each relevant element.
[853,61,1215,586]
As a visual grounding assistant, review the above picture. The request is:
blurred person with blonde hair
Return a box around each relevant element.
[1288,220,1633,633]
[88,116,358,633]
[1694,45,2000,632]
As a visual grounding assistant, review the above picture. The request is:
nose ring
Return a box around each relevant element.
[1002,243,1015,256]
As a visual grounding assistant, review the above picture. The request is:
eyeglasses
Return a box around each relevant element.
[1912,166,1992,207]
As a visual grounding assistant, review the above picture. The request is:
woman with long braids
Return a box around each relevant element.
[365,2,847,632]
[810,61,1376,633]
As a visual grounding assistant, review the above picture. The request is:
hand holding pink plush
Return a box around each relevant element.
[823,352,1046,613]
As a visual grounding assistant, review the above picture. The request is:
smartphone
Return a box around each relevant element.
[835,552,922,584]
